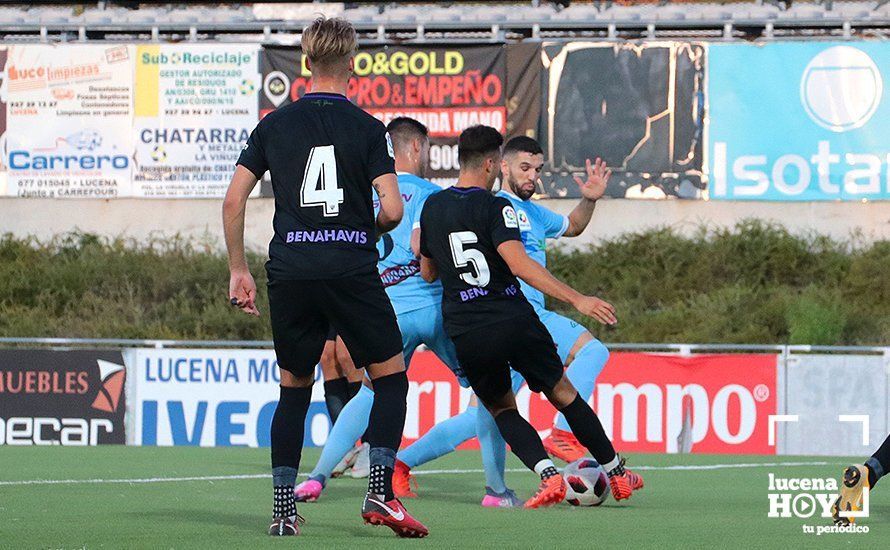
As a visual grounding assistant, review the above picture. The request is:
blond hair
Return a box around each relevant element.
[301,17,357,73]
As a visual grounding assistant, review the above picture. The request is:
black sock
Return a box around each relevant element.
[271,385,312,470]
[866,432,890,487]
[323,377,350,424]
[273,485,297,518]
[368,449,396,500]
[493,408,550,472]
[558,394,617,466]
[365,371,408,500]
[270,385,311,519]
[540,465,559,480]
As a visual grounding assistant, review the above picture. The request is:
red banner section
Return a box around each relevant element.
[404,351,778,455]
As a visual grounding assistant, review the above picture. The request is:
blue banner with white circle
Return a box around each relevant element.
[708,42,889,201]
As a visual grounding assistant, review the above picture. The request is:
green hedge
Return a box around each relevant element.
[2,220,888,344]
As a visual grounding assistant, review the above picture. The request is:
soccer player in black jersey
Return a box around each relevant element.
[223,17,427,538]
[419,125,637,507]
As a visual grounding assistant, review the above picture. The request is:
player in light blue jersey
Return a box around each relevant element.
[294,118,522,507]
[395,135,644,493]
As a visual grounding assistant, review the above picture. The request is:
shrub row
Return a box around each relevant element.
[2,221,887,345]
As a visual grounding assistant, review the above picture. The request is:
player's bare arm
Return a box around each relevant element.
[373,173,404,234]
[563,157,611,237]
[420,253,438,282]
[222,165,261,317]
[497,240,616,325]
[410,227,421,257]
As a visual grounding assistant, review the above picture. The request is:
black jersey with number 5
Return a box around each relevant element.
[419,186,535,336]
[236,92,395,280]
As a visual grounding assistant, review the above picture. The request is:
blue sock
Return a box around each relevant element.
[476,404,508,494]
[309,384,373,481]
[555,340,609,431]
[398,406,477,468]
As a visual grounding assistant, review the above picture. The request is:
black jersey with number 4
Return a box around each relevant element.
[419,186,536,336]
[236,92,395,280]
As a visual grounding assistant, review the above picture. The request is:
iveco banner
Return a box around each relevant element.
[0,350,127,445]
[708,42,890,201]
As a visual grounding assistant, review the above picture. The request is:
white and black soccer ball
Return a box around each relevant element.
[564,458,610,507]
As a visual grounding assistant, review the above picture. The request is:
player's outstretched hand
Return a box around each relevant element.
[229,269,260,317]
[572,295,616,326]
[574,157,611,201]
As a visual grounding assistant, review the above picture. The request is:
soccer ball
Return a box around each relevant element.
[239,79,256,95]
[151,145,167,162]
[563,458,609,507]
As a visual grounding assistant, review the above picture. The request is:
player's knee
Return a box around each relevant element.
[319,344,338,377]
[367,352,406,379]
[583,339,609,363]
[545,375,578,408]
[335,343,356,371]
[279,369,314,389]
[480,393,516,418]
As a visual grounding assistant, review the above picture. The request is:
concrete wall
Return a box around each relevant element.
[4,197,890,252]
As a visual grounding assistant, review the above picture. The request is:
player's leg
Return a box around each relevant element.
[320,331,351,425]
[453,325,565,509]
[326,273,427,537]
[474,369,527,505]
[512,315,635,502]
[537,311,610,462]
[833,432,890,524]
[393,305,520,505]
[332,338,372,479]
[298,309,425,499]
[395,307,478,489]
[266,279,326,536]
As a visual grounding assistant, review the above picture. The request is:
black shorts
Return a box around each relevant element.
[451,313,563,404]
[268,270,403,377]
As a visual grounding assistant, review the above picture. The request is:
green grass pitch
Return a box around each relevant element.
[2,447,887,548]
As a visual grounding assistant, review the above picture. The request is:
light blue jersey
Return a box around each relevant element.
[495,190,569,312]
[374,173,443,315]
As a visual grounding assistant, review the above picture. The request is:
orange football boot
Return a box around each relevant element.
[543,428,586,463]
[524,474,567,509]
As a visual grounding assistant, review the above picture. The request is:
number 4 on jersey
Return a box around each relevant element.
[301,145,343,217]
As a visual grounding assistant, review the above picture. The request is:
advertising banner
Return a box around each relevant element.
[444,352,779,454]
[133,348,319,447]
[782,354,887,457]
[2,45,134,198]
[132,348,475,448]
[261,44,507,186]
[709,42,890,201]
[0,350,127,445]
[133,44,261,197]
[130,349,777,454]
[541,42,706,199]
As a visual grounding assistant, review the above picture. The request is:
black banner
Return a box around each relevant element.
[540,42,706,199]
[261,44,509,186]
[0,350,127,445]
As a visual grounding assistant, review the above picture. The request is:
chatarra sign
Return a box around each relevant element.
[0,350,127,445]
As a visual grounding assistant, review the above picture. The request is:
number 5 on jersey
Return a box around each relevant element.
[449,231,490,287]
[301,145,343,216]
